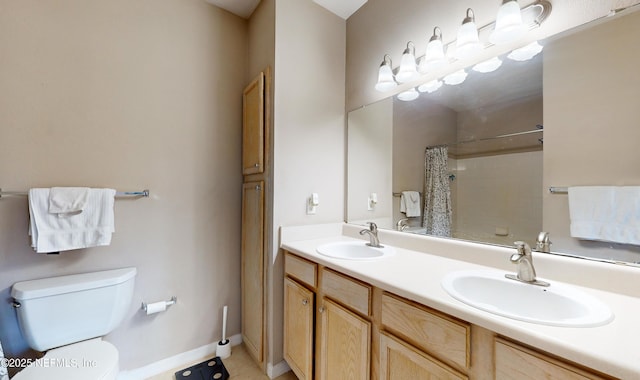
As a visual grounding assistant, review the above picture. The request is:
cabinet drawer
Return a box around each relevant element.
[380,332,468,380]
[495,338,610,380]
[381,293,470,369]
[321,268,371,316]
[285,252,317,289]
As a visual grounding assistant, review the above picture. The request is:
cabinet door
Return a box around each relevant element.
[242,72,265,175]
[318,298,371,380]
[284,277,314,380]
[495,338,609,380]
[379,332,468,380]
[241,181,264,363]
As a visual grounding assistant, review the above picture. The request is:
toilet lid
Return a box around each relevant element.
[12,338,118,380]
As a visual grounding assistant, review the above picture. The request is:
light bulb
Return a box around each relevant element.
[490,0,526,45]
[443,69,467,86]
[418,80,443,93]
[455,9,483,60]
[420,27,447,73]
[507,41,543,61]
[472,57,503,73]
[375,55,397,92]
[397,88,419,101]
[396,42,419,83]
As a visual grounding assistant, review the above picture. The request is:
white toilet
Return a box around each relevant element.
[10,267,137,380]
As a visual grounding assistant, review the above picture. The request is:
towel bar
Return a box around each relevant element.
[0,188,150,199]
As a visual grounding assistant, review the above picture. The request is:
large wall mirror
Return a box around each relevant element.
[347,7,640,264]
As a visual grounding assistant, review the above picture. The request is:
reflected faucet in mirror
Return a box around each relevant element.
[396,218,409,231]
[535,232,551,253]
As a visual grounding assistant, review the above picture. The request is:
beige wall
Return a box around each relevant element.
[271,0,346,368]
[0,0,246,371]
[348,98,393,226]
[543,10,640,261]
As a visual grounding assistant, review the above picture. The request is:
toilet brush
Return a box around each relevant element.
[216,305,231,359]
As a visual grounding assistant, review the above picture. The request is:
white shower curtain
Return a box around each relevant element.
[423,145,452,237]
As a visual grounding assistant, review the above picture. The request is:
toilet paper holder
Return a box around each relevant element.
[141,296,177,314]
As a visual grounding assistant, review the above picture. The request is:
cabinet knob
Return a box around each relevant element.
[319,306,325,313]
[254,163,260,168]
[302,299,308,306]
[255,185,261,191]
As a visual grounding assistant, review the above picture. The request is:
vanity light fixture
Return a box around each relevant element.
[397,87,419,101]
[373,1,550,92]
[443,69,468,86]
[490,0,527,45]
[472,56,503,73]
[455,8,483,60]
[396,42,420,83]
[507,41,543,61]
[418,79,443,93]
[375,54,398,92]
[420,27,447,74]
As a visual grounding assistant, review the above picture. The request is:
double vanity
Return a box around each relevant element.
[281,223,640,379]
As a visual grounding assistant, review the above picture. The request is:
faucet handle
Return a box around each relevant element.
[366,222,378,233]
[514,241,531,256]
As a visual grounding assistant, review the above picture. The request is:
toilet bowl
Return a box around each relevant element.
[11,338,118,380]
[10,268,136,379]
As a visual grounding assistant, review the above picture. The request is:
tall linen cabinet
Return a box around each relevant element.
[241,68,271,370]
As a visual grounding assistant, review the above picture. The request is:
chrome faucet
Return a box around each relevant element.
[535,232,551,253]
[506,241,549,287]
[360,222,383,248]
[396,218,409,231]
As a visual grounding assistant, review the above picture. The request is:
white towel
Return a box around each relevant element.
[400,191,421,217]
[49,187,90,215]
[29,188,116,253]
[568,186,640,246]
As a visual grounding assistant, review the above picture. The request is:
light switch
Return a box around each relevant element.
[307,193,319,214]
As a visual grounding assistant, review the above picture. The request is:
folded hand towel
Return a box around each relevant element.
[568,186,640,246]
[29,188,116,253]
[49,187,90,215]
[400,191,421,218]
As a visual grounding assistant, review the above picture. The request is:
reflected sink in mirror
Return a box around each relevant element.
[441,270,613,327]
[317,241,395,260]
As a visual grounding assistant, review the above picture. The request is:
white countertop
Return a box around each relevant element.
[280,223,640,379]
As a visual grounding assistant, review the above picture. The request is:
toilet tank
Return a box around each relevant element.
[11,267,137,352]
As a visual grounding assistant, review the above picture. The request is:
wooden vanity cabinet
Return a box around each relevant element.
[495,338,613,380]
[284,277,314,380]
[284,254,317,380]
[283,251,614,380]
[283,252,372,380]
[317,268,372,380]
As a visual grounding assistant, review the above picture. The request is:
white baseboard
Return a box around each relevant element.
[267,359,291,379]
[117,334,242,380]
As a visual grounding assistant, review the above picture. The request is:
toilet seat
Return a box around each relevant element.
[12,338,118,380]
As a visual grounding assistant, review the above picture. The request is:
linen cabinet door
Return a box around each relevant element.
[241,181,264,364]
[283,277,315,380]
[242,71,265,175]
[318,298,371,380]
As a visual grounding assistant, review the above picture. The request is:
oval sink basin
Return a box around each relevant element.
[442,270,613,327]
[316,241,395,260]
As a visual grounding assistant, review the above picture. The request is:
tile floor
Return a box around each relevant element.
[147,344,298,380]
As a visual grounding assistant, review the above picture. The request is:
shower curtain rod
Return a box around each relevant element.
[426,127,543,150]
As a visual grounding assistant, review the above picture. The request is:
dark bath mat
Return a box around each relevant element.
[174,356,230,380]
